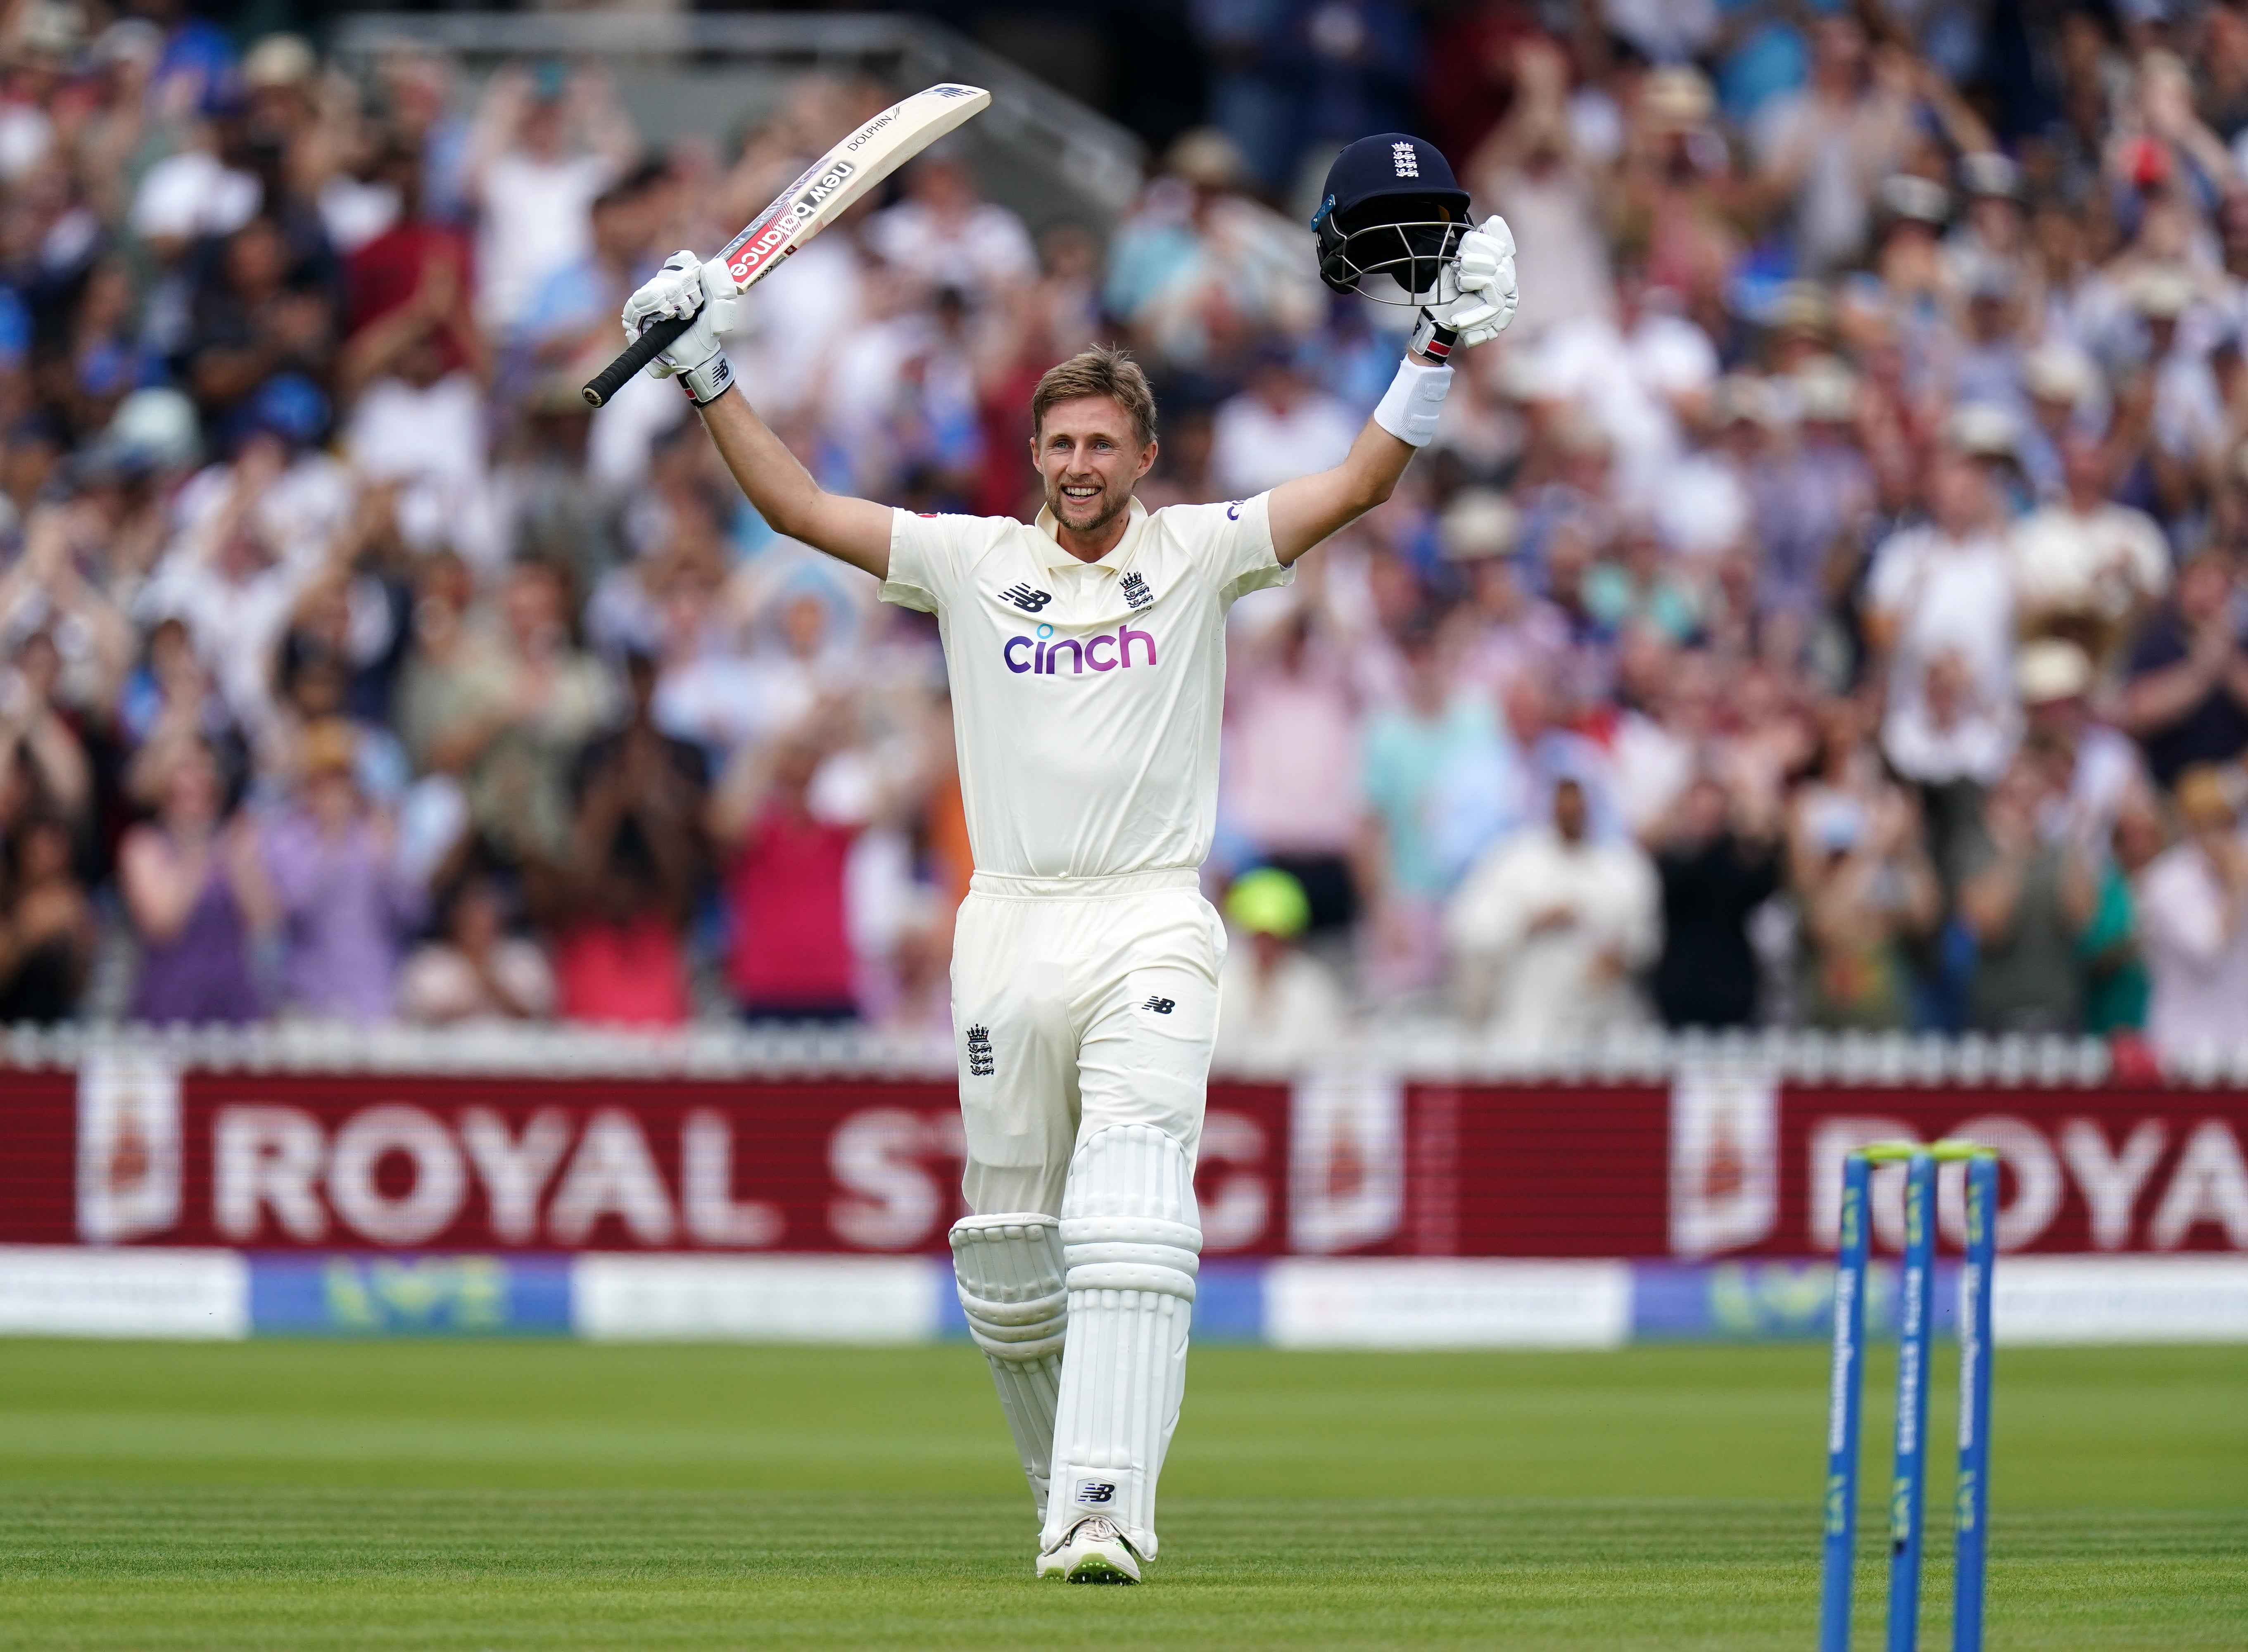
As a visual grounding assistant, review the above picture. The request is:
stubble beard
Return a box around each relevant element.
[1047,475,1131,538]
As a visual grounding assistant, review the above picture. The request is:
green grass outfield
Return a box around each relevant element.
[0,1338,2240,1650]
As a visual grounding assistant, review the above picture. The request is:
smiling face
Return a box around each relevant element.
[1031,394,1156,547]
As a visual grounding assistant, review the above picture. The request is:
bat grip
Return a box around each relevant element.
[582,313,690,408]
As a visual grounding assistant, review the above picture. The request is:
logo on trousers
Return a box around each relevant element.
[965,1024,994,1077]
[1142,997,1175,1015]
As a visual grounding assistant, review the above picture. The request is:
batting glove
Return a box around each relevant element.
[1430,215,1518,350]
[621,250,740,405]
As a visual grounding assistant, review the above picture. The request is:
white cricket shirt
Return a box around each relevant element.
[881,494,1291,878]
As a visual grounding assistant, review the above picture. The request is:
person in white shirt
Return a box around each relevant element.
[1210,349,1360,499]
[861,147,1037,307]
[2137,765,2248,1063]
[2009,432,2171,662]
[468,64,637,332]
[1214,866,1348,1060]
[1867,451,2020,784]
[1445,775,1661,1047]
[613,133,1516,1585]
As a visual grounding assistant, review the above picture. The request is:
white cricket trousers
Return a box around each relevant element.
[952,868,1222,1217]
[950,866,1221,1560]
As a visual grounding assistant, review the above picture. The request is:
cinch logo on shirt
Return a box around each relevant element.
[1003,624,1157,676]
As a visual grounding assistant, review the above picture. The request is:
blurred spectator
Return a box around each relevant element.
[1956,755,2096,1033]
[118,740,270,1025]
[2137,765,2248,1060]
[1103,129,1325,369]
[1447,776,1660,1046]
[2010,432,2170,662]
[1222,605,1362,932]
[1212,346,1359,498]
[1868,453,2019,785]
[2120,551,2248,788]
[1217,867,1347,1056]
[1356,621,1499,998]
[2081,789,2162,1037]
[0,810,93,1023]
[2017,638,2145,859]
[1788,702,1943,1030]
[712,728,859,1022]
[397,558,612,865]
[0,621,93,827]
[180,215,335,427]
[1650,772,1781,1030]
[468,63,637,333]
[1753,18,1918,274]
[1464,36,1615,336]
[864,147,1036,307]
[260,720,423,1022]
[396,874,555,1025]
[12,15,2248,1061]
[541,648,703,1027]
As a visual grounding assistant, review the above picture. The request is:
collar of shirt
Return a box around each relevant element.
[1032,495,1147,573]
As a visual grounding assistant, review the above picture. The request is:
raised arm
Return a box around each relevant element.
[699,392,893,579]
[1268,215,1517,565]
[621,252,891,579]
[1267,415,1419,565]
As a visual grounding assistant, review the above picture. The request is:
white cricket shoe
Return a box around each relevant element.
[1035,1516,1142,1584]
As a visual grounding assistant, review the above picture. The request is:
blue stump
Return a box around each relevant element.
[1886,1151,1937,1652]
[1818,1154,1873,1652]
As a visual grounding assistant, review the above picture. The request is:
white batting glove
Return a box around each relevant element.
[620,250,739,405]
[1433,215,1518,348]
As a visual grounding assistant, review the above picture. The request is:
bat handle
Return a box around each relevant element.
[582,314,690,408]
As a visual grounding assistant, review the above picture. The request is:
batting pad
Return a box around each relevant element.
[950,1213,1068,1520]
[1043,1123,1202,1559]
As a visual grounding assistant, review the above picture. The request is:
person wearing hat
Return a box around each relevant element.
[2136,763,2248,1061]
[2017,637,2149,863]
[1756,355,1874,624]
[1944,150,2028,302]
[2010,431,2170,664]
[2015,342,2104,498]
[1214,866,1346,1057]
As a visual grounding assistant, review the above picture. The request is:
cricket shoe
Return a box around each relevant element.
[1036,1516,1142,1584]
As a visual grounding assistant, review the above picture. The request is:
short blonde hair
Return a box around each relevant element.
[1030,345,1157,450]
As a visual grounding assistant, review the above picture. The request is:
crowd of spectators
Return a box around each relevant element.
[2,2,2248,1064]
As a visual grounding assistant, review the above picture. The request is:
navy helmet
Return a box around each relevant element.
[1311,134,1471,302]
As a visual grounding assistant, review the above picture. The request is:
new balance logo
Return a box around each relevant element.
[1392,141,1419,178]
[1077,1481,1117,1505]
[1142,997,1175,1015]
[965,1024,995,1077]
[1001,583,1052,612]
[1120,571,1153,611]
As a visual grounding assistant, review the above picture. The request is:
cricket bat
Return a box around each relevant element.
[582,82,993,408]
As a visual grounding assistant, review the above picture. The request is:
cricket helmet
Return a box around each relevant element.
[1312,133,1472,304]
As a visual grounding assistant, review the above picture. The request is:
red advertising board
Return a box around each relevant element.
[5,1059,2243,1258]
